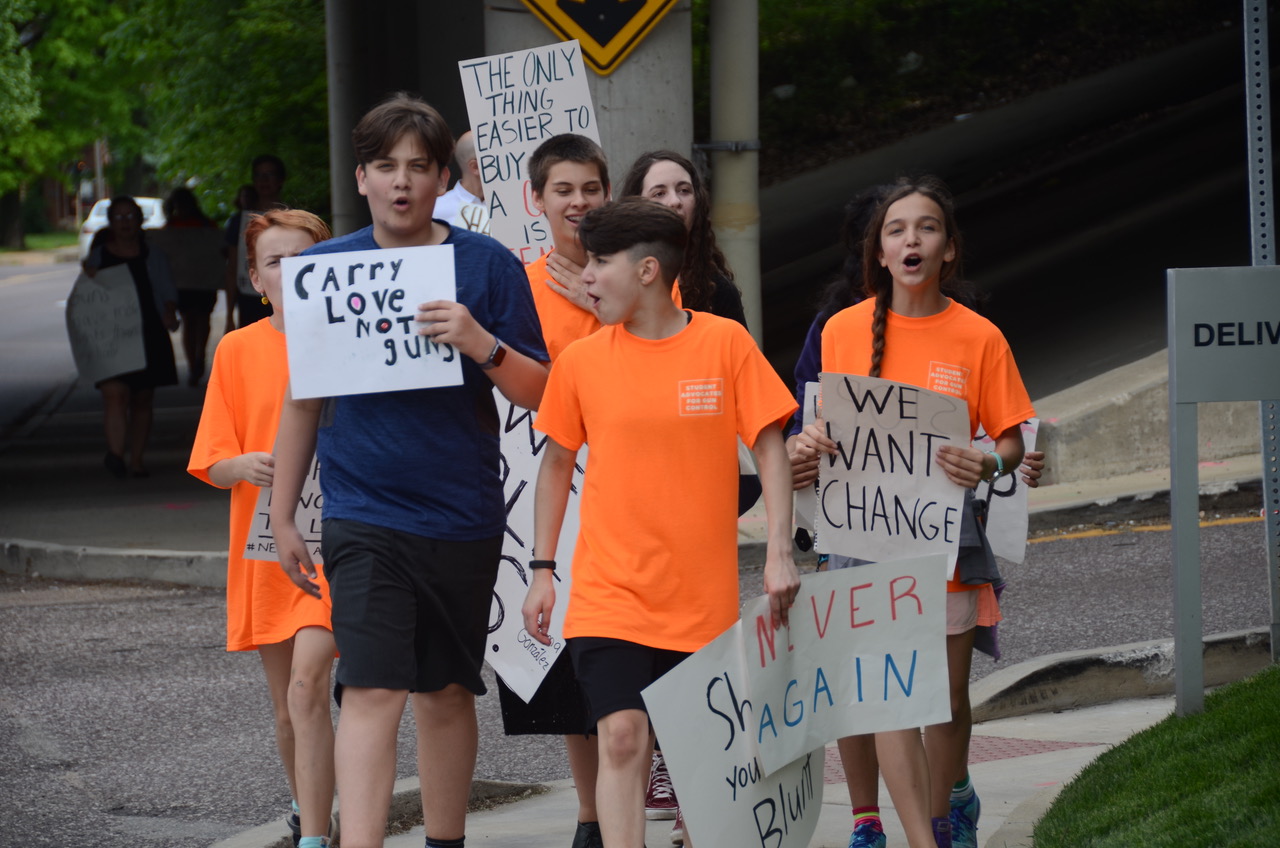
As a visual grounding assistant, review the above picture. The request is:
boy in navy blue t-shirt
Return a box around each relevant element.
[271,93,549,848]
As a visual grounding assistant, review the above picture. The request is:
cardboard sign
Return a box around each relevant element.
[644,557,949,848]
[973,418,1039,564]
[65,266,146,385]
[244,453,323,565]
[148,227,225,292]
[486,391,587,701]
[458,41,599,263]
[281,246,462,400]
[454,202,491,237]
[816,373,968,575]
[645,622,824,848]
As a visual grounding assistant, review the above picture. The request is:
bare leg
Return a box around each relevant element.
[334,686,408,848]
[258,640,299,802]
[180,307,211,384]
[126,386,154,473]
[565,733,599,822]
[595,709,652,848]
[411,684,479,841]
[925,628,976,817]
[288,626,337,839]
[874,729,935,848]
[836,733,880,807]
[99,379,129,459]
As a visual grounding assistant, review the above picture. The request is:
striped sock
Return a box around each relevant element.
[951,774,974,803]
[852,806,882,829]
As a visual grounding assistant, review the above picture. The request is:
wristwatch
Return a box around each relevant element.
[479,337,507,370]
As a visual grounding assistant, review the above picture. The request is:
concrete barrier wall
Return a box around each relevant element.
[1034,349,1262,485]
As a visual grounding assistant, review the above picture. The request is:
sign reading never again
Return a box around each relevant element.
[521,0,679,75]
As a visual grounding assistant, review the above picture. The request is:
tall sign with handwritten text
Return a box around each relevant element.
[459,41,599,262]
[281,246,461,400]
[816,373,968,573]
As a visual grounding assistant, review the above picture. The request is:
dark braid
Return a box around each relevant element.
[868,286,890,378]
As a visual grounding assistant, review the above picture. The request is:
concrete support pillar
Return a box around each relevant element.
[482,1,693,187]
[324,0,364,237]
[708,0,761,342]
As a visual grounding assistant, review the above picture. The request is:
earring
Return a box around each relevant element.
[260,295,269,305]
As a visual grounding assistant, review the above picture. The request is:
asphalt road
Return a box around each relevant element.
[0,517,1272,848]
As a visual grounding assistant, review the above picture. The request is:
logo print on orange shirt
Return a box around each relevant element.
[679,378,724,416]
[927,361,969,398]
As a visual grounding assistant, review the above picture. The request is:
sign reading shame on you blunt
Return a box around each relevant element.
[281,246,462,399]
[817,373,969,574]
[644,557,948,848]
[459,41,599,263]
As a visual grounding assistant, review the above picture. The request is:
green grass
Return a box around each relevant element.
[1033,665,1280,847]
[0,231,78,253]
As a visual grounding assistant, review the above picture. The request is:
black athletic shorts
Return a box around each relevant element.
[568,636,690,727]
[322,518,501,695]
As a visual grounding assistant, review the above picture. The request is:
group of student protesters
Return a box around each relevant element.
[188,92,1043,848]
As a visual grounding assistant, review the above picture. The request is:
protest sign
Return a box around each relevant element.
[816,373,968,575]
[973,418,1039,563]
[65,266,146,385]
[148,227,225,291]
[281,245,462,400]
[645,622,824,848]
[644,557,949,848]
[454,202,491,236]
[458,40,599,261]
[486,390,587,701]
[244,453,323,565]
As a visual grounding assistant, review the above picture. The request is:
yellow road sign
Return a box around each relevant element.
[521,0,679,76]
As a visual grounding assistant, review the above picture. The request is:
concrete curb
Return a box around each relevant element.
[1,539,225,588]
[971,627,1272,723]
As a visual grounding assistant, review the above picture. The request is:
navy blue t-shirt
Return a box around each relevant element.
[303,225,548,541]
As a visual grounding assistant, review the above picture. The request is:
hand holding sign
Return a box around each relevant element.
[416,299,495,364]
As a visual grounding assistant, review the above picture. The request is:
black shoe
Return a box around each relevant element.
[286,811,301,847]
[103,452,127,479]
[571,820,603,848]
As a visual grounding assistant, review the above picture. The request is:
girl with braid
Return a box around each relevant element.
[796,177,1033,848]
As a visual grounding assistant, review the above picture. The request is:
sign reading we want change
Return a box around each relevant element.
[815,373,969,574]
[459,40,599,263]
[281,246,462,399]
[644,557,949,848]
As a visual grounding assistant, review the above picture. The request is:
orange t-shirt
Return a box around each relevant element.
[822,298,1035,596]
[535,311,797,651]
[188,319,333,651]
[526,250,684,362]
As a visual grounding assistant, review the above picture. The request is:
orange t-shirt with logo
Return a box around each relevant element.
[534,312,797,651]
[822,298,1034,595]
[188,319,333,651]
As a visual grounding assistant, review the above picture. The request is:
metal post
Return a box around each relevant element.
[324,0,362,237]
[707,0,762,343]
[1169,389,1205,715]
[1243,0,1280,664]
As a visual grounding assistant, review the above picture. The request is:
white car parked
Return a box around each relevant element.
[77,197,167,260]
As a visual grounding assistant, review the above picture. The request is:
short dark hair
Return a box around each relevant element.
[578,197,687,282]
[251,154,286,182]
[528,134,610,196]
[351,92,453,169]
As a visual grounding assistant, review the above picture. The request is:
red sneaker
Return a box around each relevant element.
[645,751,678,820]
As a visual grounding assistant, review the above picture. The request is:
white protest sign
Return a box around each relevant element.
[816,373,969,575]
[973,418,1039,564]
[281,246,462,400]
[244,453,323,565]
[65,266,146,385]
[486,391,587,701]
[644,621,824,848]
[742,557,949,773]
[459,40,599,263]
[453,202,491,237]
[793,381,820,534]
[148,227,225,291]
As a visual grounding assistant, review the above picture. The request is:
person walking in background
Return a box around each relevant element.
[83,196,179,479]
[434,130,484,226]
[189,208,338,848]
[157,187,223,386]
[225,155,286,329]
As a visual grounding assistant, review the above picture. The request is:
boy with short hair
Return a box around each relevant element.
[522,197,801,848]
[271,92,550,848]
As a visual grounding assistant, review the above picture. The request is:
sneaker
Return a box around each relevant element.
[669,807,685,845]
[949,788,980,848]
[645,751,678,820]
[285,812,301,848]
[931,816,952,848]
[571,820,603,848]
[848,819,887,848]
